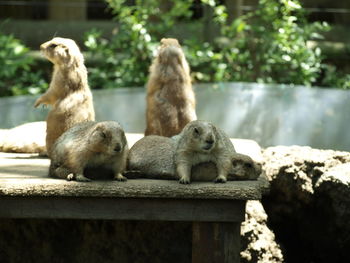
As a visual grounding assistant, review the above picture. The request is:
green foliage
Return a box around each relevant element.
[85,0,193,89]
[1,0,349,97]
[321,64,350,89]
[195,0,330,86]
[85,28,152,89]
[0,31,48,97]
[86,0,345,89]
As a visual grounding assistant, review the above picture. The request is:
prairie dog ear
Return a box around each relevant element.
[90,129,107,144]
[91,123,103,135]
[210,123,217,133]
[64,46,77,66]
[63,41,83,66]
[232,159,240,167]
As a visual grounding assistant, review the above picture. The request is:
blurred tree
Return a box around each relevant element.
[0,31,47,97]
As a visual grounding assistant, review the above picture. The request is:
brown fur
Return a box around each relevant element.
[126,134,261,181]
[175,120,236,184]
[34,37,95,156]
[127,135,177,179]
[191,154,262,181]
[145,38,196,137]
[49,121,128,182]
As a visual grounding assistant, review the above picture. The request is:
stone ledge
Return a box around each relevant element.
[0,152,267,200]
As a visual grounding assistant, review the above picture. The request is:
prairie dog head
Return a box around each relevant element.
[181,120,217,152]
[157,38,185,65]
[227,153,262,180]
[88,122,127,156]
[40,37,84,66]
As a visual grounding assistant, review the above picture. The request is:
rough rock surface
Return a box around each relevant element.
[262,145,350,263]
[0,122,46,154]
[241,201,284,263]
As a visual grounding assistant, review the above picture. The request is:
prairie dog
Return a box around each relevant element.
[145,38,197,137]
[126,135,261,181]
[127,135,177,179]
[34,37,95,156]
[175,120,236,184]
[191,154,262,181]
[49,121,128,182]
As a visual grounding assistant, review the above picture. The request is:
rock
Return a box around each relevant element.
[0,122,46,154]
[126,133,143,147]
[241,201,284,263]
[262,145,350,263]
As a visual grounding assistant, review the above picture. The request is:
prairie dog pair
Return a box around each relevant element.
[34,37,95,156]
[127,121,262,183]
[175,120,236,184]
[145,38,197,137]
[49,121,128,182]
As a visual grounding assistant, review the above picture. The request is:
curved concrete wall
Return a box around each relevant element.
[1,82,349,151]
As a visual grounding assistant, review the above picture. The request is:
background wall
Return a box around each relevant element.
[1,82,349,151]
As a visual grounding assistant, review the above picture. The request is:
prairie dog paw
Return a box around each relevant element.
[34,98,43,108]
[75,174,91,182]
[66,173,74,181]
[214,175,227,183]
[115,174,127,182]
[179,176,191,184]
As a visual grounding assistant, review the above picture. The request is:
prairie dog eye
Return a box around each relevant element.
[49,43,58,49]
[100,131,107,139]
[244,162,253,169]
[193,127,200,136]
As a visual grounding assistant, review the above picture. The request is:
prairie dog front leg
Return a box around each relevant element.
[67,173,91,182]
[177,161,192,184]
[34,88,59,107]
[66,163,91,182]
[214,159,230,183]
[114,173,127,182]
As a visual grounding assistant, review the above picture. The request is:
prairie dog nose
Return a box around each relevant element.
[114,144,122,152]
[205,139,214,145]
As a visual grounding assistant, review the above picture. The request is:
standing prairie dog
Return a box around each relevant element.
[145,38,197,137]
[175,120,236,184]
[34,37,95,156]
[49,121,128,182]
